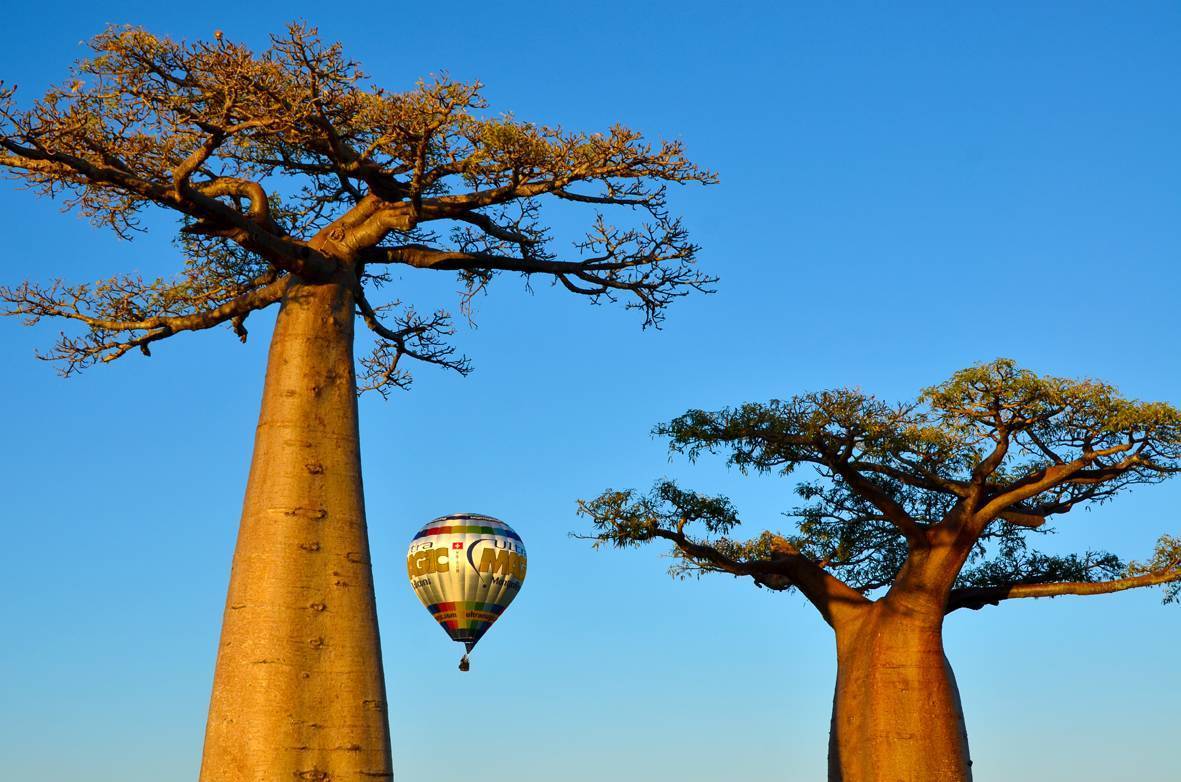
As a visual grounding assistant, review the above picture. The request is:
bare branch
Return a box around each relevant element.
[360,213,715,327]
[1,272,286,373]
[353,287,470,396]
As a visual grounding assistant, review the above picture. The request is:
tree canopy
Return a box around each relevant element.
[580,359,1181,621]
[0,24,715,391]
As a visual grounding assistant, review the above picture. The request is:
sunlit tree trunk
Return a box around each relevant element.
[199,278,392,782]
[828,599,971,782]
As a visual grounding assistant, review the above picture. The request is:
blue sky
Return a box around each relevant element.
[1,2,1178,780]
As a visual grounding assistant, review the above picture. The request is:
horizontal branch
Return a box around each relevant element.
[988,508,1054,529]
[361,242,700,283]
[946,566,1181,613]
[361,244,593,274]
[2,273,287,371]
[360,233,712,326]
[553,188,650,207]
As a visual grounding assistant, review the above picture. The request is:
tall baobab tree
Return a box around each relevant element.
[0,25,715,782]
[580,359,1181,782]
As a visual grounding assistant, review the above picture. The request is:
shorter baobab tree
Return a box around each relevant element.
[579,359,1181,782]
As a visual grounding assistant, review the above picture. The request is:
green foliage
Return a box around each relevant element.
[922,358,1181,482]
[577,481,751,578]
[582,360,1181,601]
[956,548,1124,590]
[1128,535,1181,603]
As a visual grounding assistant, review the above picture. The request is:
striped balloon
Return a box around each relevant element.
[406,513,527,670]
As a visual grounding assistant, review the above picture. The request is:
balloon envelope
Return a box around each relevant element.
[406,513,527,651]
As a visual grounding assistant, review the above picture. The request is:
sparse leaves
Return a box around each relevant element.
[355,299,470,398]
[1127,534,1181,604]
[1,23,715,384]
[0,267,282,374]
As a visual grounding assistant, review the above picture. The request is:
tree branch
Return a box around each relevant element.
[423,206,539,248]
[828,461,928,546]
[360,230,713,326]
[946,564,1181,613]
[2,140,332,279]
[847,459,969,498]
[974,443,1138,523]
[1,272,287,372]
[996,509,1049,528]
[352,286,470,395]
[648,528,869,627]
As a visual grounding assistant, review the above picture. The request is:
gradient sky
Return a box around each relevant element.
[1,2,1178,780]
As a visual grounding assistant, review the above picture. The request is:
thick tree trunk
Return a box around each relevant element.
[199,279,392,782]
[828,600,971,782]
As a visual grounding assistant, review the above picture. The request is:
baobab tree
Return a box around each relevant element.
[580,359,1181,782]
[0,25,715,782]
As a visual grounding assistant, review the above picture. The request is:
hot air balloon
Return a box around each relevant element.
[406,513,527,671]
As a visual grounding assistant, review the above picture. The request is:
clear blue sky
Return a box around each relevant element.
[1,2,1178,780]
